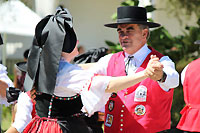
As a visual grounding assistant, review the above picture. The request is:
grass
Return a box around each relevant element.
[1,105,12,132]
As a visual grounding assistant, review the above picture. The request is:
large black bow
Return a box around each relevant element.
[24,7,77,95]
[73,47,108,64]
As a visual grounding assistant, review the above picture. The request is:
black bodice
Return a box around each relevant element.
[35,93,83,119]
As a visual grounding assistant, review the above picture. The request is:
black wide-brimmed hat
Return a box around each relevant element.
[104,6,160,28]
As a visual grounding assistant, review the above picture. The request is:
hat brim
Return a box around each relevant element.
[104,21,160,28]
[16,62,27,72]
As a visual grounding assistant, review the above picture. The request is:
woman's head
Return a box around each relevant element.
[61,40,79,62]
[25,6,77,94]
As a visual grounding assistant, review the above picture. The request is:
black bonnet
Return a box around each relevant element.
[24,7,77,94]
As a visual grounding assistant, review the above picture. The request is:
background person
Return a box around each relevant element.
[176,40,200,133]
[0,34,14,106]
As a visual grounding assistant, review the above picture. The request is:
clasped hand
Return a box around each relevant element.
[145,55,164,81]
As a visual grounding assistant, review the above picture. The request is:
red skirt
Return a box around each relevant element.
[23,115,63,133]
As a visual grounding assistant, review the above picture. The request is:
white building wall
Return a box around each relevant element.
[58,0,123,50]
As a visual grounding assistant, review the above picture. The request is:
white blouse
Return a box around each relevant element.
[13,60,112,132]
[0,64,14,106]
[54,60,112,115]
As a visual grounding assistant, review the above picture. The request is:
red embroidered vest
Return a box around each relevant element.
[104,47,174,133]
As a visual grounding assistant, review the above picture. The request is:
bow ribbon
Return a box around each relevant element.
[25,7,77,95]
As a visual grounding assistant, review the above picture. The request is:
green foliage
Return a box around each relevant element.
[105,40,122,53]
[2,105,12,131]
[167,0,200,22]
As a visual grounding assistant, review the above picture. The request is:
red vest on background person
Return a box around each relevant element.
[177,58,200,132]
[26,91,36,118]
[104,47,174,133]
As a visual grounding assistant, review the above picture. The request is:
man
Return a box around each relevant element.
[176,40,200,132]
[0,34,14,106]
[92,6,179,132]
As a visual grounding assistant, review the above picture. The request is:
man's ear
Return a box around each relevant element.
[142,29,148,38]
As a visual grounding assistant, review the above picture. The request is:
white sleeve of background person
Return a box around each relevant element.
[181,65,188,85]
[0,64,14,87]
[0,95,10,106]
[12,92,33,132]
[158,56,180,91]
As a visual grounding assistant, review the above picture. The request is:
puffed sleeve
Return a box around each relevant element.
[12,92,33,132]
[0,64,14,106]
[0,64,14,87]
[80,74,112,116]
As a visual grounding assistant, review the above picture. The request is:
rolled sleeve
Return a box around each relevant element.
[158,56,179,91]
[81,75,112,116]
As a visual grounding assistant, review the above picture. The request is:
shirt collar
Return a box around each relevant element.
[124,44,151,67]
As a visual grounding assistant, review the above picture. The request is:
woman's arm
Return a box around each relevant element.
[78,63,96,70]
[5,126,19,133]
[106,71,147,93]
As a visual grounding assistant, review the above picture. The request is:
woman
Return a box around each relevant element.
[21,7,162,133]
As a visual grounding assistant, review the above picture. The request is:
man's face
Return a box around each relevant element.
[117,24,147,55]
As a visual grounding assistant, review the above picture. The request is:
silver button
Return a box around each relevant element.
[121,110,124,113]
[120,124,123,127]
[121,114,123,117]
[120,128,123,131]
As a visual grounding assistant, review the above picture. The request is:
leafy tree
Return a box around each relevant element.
[167,0,200,24]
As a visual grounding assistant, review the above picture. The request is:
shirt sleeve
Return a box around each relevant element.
[0,64,14,87]
[12,92,33,132]
[80,75,112,116]
[158,56,180,91]
[90,54,113,75]
[181,65,188,85]
[0,64,14,106]
[0,95,10,106]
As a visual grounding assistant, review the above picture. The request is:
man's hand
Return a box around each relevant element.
[145,55,164,81]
